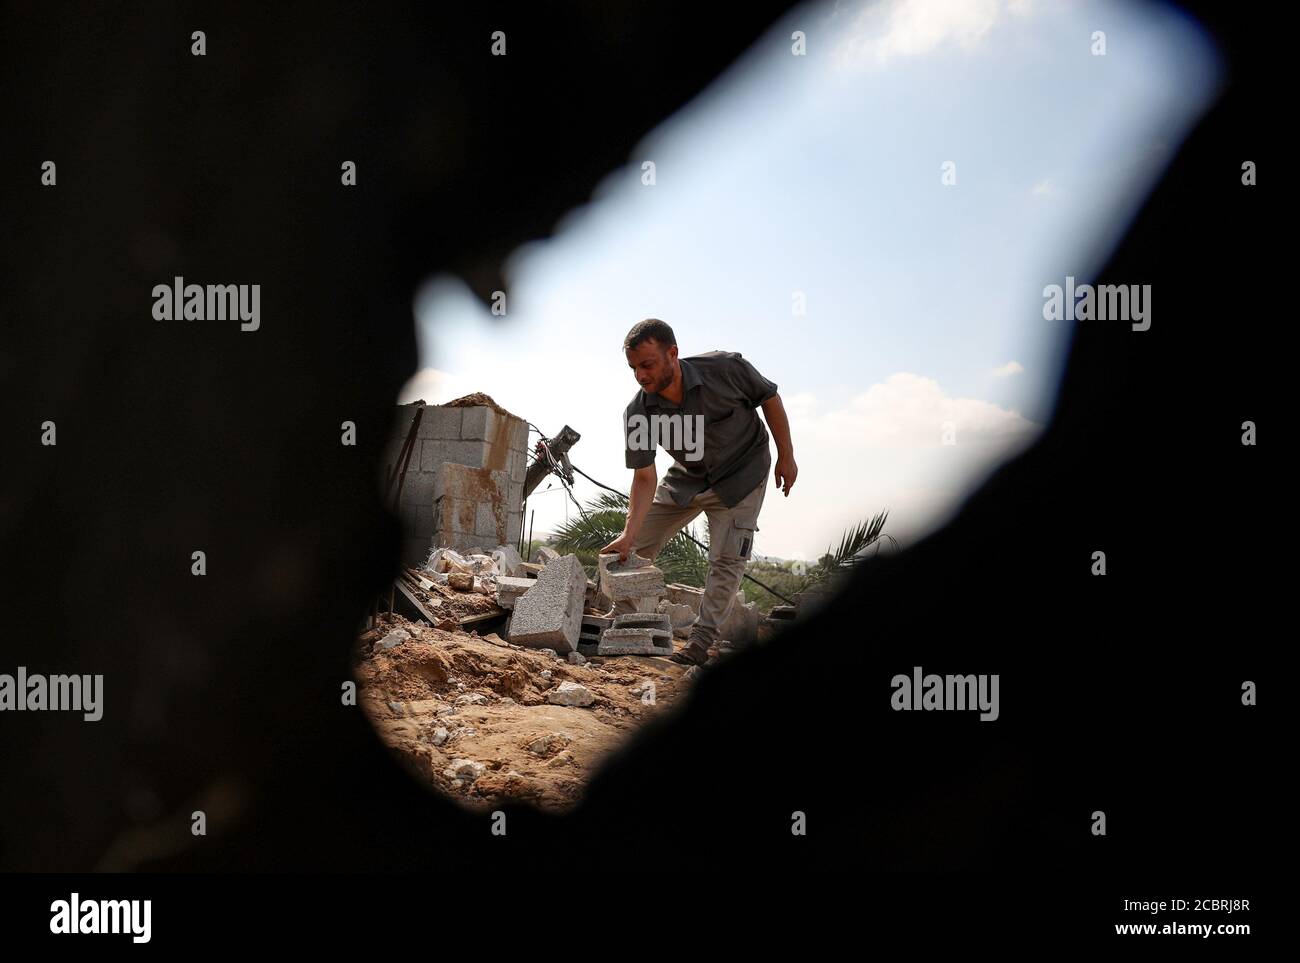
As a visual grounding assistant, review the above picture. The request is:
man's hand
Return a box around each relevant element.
[600,533,637,563]
[774,454,798,497]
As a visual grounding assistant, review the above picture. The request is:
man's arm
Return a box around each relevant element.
[761,393,798,496]
[600,463,657,561]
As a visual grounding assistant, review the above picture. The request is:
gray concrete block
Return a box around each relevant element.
[507,554,586,653]
[506,513,522,547]
[600,563,666,601]
[426,440,491,471]
[398,470,436,506]
[665,583,705,615]
[418,405,463,440]
[415,502,436,536]
[460,406,497,441]
[612,613,672,632]
[495,576,534,610]
[476,501,505,539]
[510,420,530,453]
[597,628,673,656]
[507,480,523,509]
[509,449,528,484]
[581,614,613,631]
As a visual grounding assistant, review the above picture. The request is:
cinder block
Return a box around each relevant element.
[506,513,522,547]
[508,554,586,653]
[509,449,528,484]
[460,406,497,441]
[424,440,491,471]
[598,553,665,601]
[666,583,705,616]
[435,497,477,534]
[415,503,436,536]
[508,419,529,453]
[417,405,462,440]
[398,470,435,506]
[507,480,523,509]
[495,576,534,610]
[476,501,506,540]
[434,462,504,503]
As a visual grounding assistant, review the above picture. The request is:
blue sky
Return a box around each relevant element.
[402,0,1222,560]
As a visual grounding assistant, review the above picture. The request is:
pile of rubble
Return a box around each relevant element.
[385,541,762,661]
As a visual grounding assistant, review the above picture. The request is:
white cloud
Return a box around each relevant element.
[993,360,1024,377]
[833,0,1035,71]
[798,372,1034,448]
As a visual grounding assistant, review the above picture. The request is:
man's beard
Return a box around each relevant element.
[654,369,674,393]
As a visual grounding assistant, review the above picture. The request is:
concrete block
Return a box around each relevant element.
[533,547,560,565]
[507,554,587,653]
[476,501,504,539]
[425,440,491,471]
[418,405,462,440]
[508,480,523,508]
[434,462,503,503]
[415,503,436,535]
[460,406,497,441]
[658,600,698,637]
[665,583,705,616]
[435,497,477,535]
[581,614,613,632]
[506,513,522,547]
[491,545,525,577]
[509,420,529,453]
[495,576,533,610]
[612,612,672,633]
[598,553,666,601]
[597,628,673,656]
[398,469,435,506]
[717,594,759,646]
[509,449,528,484]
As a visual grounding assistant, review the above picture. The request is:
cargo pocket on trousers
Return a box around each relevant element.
[728,523,756,560]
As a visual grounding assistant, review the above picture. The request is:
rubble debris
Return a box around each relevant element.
[665,583,705,615]
[657,600,698,638]
[495,576,534,610]
[377,628,411,651]
[567,651,587,665]
[598,552,666,601]
[532,546,560,565]
[508,554,587,653]
[430,727,450,746]
[445,759,486,782]
[520,562,544,578]
[448,571,474,592]
[546,681,595,707]
[491,545,525,577]
[769,604,797,620]
[717,593,759,647]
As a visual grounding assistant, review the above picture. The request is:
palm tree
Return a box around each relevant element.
[805,510,896,586]
[550,492,711,587]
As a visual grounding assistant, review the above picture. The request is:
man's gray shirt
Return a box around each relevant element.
[623,351,778,508]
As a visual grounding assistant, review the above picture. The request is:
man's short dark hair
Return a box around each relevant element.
[623,318,676,352]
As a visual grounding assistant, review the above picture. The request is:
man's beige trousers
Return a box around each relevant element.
[614,477,767,645]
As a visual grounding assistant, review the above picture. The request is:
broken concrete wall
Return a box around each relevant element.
[386,400,530,564]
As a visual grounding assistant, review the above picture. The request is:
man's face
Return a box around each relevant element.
[625,339,678,394]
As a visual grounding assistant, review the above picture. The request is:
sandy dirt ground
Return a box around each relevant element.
[354,613,701,812]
